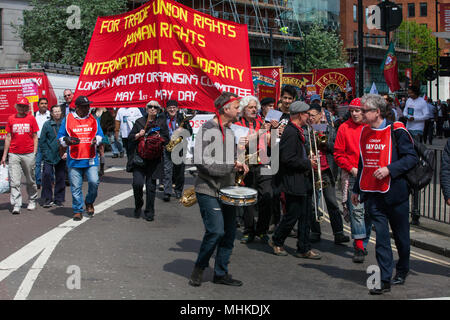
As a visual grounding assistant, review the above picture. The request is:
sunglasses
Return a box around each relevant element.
[147,105,159,109]
[64,94,72,97]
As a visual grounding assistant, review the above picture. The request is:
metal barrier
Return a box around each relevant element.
[410,147,449,224]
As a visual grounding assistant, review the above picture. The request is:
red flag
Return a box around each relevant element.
[381,42,400,92]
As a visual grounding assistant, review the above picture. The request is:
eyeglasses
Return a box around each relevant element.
[308,112,320,117]
[147,105,159,109]
[64,94,72,98]
[361,108,377,114]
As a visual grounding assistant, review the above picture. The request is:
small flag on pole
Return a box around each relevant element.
[380,42,400,92]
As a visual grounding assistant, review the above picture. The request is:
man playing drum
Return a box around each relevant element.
[189,92,249,287]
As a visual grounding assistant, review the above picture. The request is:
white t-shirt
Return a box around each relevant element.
[115,107,143,138]
[35,110,51,138]
[403,97,429,132]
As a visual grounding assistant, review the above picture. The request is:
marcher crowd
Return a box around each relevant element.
[1,84,449,295]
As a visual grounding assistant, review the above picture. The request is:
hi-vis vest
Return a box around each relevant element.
[66,113,97,160]
[359,122,410,193]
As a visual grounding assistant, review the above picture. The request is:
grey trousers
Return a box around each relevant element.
[9,153,38,207]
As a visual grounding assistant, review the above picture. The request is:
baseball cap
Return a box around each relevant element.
[16,97,30,107]
[310,94,321,103]
[75,96,93,106]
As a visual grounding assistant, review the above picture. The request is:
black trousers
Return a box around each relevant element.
[436,117,446,137]
[132,166,157,217]
[272,193,313,254]
[310,169,344,236]
[422,119,434,144]
[242,167,273,236]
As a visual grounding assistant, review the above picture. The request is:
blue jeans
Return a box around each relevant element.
[347,176,372,248]
[195,193,236,277]
[35,143,42,186]
[68,166,99,213]
[367,195,410,282]
[108,133,123,155]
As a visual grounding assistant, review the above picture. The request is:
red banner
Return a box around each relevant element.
[281,73,314,101]
[313,67,355,100]
[74,0,253,111]
[252,66,282,102]
[441,3,450,32]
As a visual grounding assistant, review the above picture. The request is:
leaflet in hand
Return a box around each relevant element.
[230,124,250,144]
[264,109,283,122]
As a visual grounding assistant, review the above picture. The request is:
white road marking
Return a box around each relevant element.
[104,167,126,173]
[0,189,134,300]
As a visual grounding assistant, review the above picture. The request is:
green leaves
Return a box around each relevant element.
[395,21,436,82]
[294,23,347,72]
[13,0,127,66]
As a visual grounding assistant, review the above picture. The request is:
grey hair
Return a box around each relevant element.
[361,94,388,118]
[146,100,161,107]
[239,95,261,114]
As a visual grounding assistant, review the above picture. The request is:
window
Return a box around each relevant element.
[420,3,427,17]
[0,9,2,46]
[353,4,357,22]
[354,31,358,46]
[408,3,415,17]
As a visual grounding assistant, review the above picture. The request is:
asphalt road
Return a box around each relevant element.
[0,156,448,300]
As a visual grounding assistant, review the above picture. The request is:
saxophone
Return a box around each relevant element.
[166,113,195,152]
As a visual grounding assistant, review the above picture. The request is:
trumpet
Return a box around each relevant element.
[166,112,195,152]
[235,150,260,186]
[307,125,326,223]
[180,186,197,207]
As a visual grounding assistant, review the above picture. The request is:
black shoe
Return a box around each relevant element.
[213,274,243,286]
[42,200,53,208]
[334,233,350,244]
[188,266,204,287]
[175,192,182,199]
[163,194,171,202]
[134,208,142,218]
[353,248,365,263]
[369,281,391,295]
[392,273,408,285]
[158,185,164,191]
[37,184,41,190]
[65,180,70,187]
[53,201,63,207]
[309,233,321,243]
[144,211,154,221]
[411,217,420,226]
[112,154,119,158]
[119,151,124,158]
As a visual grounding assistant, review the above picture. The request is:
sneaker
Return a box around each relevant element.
[12,206,21,215]
[27,201,36,211]
[268,238,288,256]
[73,212,83,221]
[240,234,254,244]
[213,274,243,286]
[294,250,322,260]
[353,248,365,263]
[158,185,164,191]
[334,233,350,244]
[42,200,53,208]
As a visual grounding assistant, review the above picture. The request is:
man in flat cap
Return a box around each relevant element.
[268,101,322,259]
[58,95,104,221]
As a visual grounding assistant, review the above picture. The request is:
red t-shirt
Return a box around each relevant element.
[6,113,39,154]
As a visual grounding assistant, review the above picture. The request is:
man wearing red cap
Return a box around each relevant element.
[1,98,39,214]
[334,97,372,263]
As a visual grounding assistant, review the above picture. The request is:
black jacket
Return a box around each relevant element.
[353,121,418,205]
[159,111,193,137]
[275,121,312,196]
[441,138,450,201]
[126,115,169,175]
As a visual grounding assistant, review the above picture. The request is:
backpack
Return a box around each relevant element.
[137,125,165,161]
[391,125,435,191]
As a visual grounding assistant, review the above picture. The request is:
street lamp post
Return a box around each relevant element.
[436,0,440,101]
[358,0,364,97]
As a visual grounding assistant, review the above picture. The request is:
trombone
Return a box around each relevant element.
[307,125,325,223]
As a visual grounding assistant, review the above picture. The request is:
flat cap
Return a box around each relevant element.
[289,101,310,114]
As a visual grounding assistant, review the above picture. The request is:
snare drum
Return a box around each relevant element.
[218,186,258,207]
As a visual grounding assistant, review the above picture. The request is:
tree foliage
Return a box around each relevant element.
[294,23,347,72]
[395,21,436,82]
[13,0,127,66]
